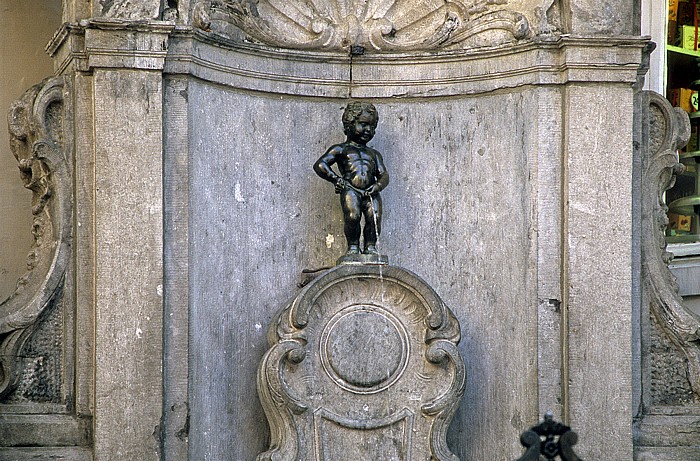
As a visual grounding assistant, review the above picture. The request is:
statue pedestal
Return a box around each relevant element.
[336,253,389,266]
[257,264,465,461]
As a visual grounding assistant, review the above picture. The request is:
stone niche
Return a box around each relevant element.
[167,31,643,460]
[179,75,542,460]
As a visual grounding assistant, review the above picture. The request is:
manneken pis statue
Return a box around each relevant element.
[313,102,390,257]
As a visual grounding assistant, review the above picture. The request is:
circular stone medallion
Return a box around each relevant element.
[321,305,408,394]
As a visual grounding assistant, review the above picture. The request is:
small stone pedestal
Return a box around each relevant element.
[336,252,389,266]
[257,264,465,461]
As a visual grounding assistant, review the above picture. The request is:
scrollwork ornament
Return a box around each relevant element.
[256,264,465,460]
[422,339,466,461]
[0,77,72,400]
[641,90,700,396]
[256,339,308,461]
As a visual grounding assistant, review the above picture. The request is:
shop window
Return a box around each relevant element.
[666,0,700,245]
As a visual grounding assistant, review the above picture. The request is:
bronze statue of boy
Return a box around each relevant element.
[314,102,389,258]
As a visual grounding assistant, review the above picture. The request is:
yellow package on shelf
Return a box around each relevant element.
[669,87,698,113]
[669,0,679,44]
[669,212,692,233]
[681,24,700,50]
[670,0,679,21]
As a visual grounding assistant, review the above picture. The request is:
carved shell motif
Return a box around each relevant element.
[196,0,530,51]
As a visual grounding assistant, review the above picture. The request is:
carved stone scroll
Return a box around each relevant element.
[257,264,465,460]
[642,90,700,396]
[195,0,530,52]
[0,77,72,399]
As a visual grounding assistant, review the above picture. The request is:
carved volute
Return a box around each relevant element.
[0,77,72,399]
[257,264,465,460]
[642,90,700,396]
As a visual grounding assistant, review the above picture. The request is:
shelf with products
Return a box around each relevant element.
[665,104,700,243]
[666,1,700,244]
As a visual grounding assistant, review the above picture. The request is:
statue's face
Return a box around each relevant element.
[348,111,376,144]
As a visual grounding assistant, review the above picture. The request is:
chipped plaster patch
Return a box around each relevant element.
[235,183,245,203]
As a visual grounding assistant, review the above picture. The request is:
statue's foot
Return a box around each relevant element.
[336,245,388,266]
[364,244,378,255]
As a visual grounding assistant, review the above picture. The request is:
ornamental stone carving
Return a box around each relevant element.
[97,0,162,20]
[194,0,530,52]
[0,77,72,399]
[257,264,465,460]
[641,90,700,397]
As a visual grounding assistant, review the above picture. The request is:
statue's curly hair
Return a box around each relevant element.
[342,102,378,135]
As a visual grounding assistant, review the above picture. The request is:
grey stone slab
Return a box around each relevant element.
[635,447,700,461]
[535,86,564,420]
[0,447,92,461]
[72,71,96,418]
[0,414,90,448]
[163,33,648,99]
[165,31,352,99]
[84,21,174,70]
[184,82,540,460]
[163,75,191,461]
[564,83,635,460]
[636,409,700,447]
[93,69,164,461]
[187,86,345,460]
[569,0,637,35]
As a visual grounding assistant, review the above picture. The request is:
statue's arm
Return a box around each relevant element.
[313,145,343,184]
[374,151,389,191]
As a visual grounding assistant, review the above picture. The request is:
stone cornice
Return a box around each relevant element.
[350,35,649,97]
[166,29,650,98]
[47,21,649,98]
[47,19,176,74]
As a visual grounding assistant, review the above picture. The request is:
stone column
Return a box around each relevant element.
[85,21,172,461]
[563,82,635,459]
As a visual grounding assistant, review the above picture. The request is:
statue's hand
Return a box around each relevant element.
[365,184,380,196]
[334,178,345,193]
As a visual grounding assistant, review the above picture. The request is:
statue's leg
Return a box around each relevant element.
[340,190,362,254]
[363,194,382,253]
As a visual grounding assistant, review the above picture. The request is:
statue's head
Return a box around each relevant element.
[342,102,378,137]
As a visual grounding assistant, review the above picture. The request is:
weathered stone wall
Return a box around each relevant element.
[0,0,661,460]
[182,83,540,459]
[158,30,642,459]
